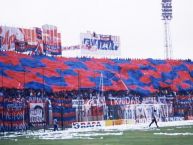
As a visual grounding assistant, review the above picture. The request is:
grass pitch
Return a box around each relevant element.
[1,125,193,145]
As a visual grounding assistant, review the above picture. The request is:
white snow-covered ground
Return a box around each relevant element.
[1,120,193,140]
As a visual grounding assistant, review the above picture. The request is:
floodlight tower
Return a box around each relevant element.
[162,0,173,59]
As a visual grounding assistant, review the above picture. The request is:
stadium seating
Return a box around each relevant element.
[0,51,193,96]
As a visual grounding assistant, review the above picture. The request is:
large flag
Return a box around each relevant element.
[42,26,61,55]
[34,27,43,55]
[35,27,42,40]
[0,26,22,50]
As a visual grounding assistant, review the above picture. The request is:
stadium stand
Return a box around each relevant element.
[0,51,193,131]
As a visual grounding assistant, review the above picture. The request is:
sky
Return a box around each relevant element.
[0,0,193,59]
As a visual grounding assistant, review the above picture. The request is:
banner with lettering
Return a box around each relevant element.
[29,103,44,123]
[80,32,120,57]
[80,32,119,51]
[62,45,80,51]
[42,25,62,55]
[72,121,105,129]
[0,97,25,131]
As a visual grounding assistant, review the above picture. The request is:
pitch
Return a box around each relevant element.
[1,121,193,145]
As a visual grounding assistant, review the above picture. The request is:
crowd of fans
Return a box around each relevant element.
[0,87,193,103]
[1,87,193,119]
[0,87,192,131]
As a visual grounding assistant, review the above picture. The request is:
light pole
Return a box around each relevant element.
[161,0,173,59]
[60,101,64,130]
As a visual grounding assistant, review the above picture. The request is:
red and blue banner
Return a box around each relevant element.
[42,25,62,55]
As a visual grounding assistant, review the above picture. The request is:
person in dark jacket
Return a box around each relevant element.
[53,118,58,131]
[149,109,159,128]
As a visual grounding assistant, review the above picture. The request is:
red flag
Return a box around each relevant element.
[57,33,61,46]
[32,30,36,43]
[54,28,57,37]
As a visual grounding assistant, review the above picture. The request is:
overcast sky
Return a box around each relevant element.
[0,0,193,59]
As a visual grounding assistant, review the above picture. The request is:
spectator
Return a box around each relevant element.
[149,109,159,128]
[53,118,58,131]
